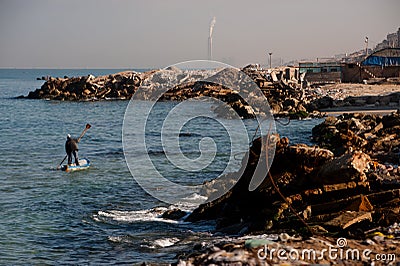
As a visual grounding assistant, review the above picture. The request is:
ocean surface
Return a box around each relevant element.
[0,69,323,264]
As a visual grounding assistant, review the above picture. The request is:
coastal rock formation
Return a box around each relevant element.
[175,233,400,265]
[185,113,400,237]
[312,111,400,164]
[23,67,323,118]
[23,67,400,119]
[27,71,142,100]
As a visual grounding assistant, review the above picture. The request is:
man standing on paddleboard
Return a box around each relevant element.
[66,134,79,165]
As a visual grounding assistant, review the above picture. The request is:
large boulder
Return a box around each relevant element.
[315,151,371,185]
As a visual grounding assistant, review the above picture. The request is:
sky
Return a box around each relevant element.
[0,0,399,69]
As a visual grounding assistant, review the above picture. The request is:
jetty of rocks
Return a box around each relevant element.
[22,67,332,118]
[171,112,400,264]
[183,112,400,236]
[23,66,400,118]
[26,71,143,101]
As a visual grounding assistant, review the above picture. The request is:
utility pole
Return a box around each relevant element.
[365,36,369,58]
[268,52,272,69]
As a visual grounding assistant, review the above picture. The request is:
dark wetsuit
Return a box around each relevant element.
[65,137,79,165]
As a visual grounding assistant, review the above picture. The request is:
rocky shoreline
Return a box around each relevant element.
[22,68,400,119]
[167,112,400,265]
[173,233,399,265]
[20,69,400,264]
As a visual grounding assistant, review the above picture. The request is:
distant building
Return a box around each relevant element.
[342,48,400,82]
[362,47,400,67]
[374,28,400,50]
[299,59,342,84]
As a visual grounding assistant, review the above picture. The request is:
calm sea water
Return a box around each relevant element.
[0,69,322,264]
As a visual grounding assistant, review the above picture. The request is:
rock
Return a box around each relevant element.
[324,211,372,230]
[187,136,335,231]
[382,113,400,128]
[161,209,187,220]
[313,112,400,163]
[283,98,299,109]
[313,96,333,109]
[83,89,91,95]
[25,70,142,101]
[165,65,182,72]
[315,151,370,185]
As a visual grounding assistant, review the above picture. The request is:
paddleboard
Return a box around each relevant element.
[61,158,90,172]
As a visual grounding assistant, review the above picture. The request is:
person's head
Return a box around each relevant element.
[67,134,71,140]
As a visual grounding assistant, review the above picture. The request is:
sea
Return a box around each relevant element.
[0,69,323,264]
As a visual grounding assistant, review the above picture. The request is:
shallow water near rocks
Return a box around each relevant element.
[0,69,322,264]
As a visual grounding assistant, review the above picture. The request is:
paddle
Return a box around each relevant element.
[57,123,91,170]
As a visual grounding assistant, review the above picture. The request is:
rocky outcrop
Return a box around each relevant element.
[312,111,400,164]
[24,67,324,119]
[23,67,400,119]
[26,71,142,101]
[186,113,400,236]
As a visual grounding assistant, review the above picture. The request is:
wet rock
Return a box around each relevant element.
[161,209,187,220]
[186,114,400,237]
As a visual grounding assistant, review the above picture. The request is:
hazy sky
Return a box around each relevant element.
[0,0,399,68]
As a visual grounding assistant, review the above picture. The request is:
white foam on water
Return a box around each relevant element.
[94,206,191,224]
[108,235,132,244]
[152,237,180,248]
[174,193,208,211]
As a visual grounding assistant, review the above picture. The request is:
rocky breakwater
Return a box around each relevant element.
[153,66,324,119]
[26,71,143,100]
[182,112,400,236]
[24,66,326,119]
[241,66,323,119]
[173,113,400,264]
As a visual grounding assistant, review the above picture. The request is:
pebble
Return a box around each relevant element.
[372,235,385,243]
[364,239,376,245]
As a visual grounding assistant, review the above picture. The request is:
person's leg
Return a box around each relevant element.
[67,152,72,165]
[73,150,79,165]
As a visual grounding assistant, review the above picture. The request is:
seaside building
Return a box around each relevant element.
[297,48,400,84]
[341,47,400,82]
[362,47,400,67]
[299,58,342,84]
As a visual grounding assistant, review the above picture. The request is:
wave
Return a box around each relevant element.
[93,206,190,224]
[108,235,180,248]
[152,237,180,248]
[108,235,132,244]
